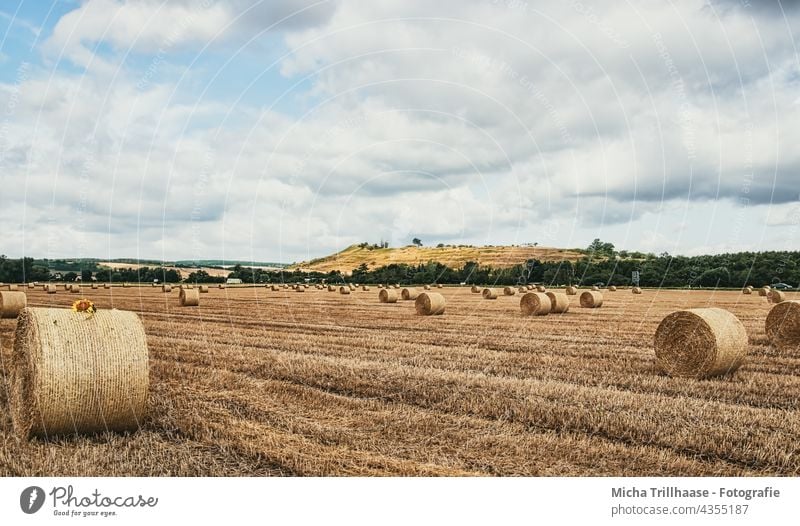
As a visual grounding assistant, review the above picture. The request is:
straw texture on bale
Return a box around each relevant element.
[520,292,551,316]
[70,286,81,294]
[104,284,110,289]
[339,286,350,295]
[526,285,534,291]
[10,307,149,438]
[91,284,98,289]
[482,288,498,300]
[436,284,443,289]
[162,285,172,293]
[45,285,57,294]
[199,285,209,293]
[545,292,570,314]
[378,289,398,303]
[64,284,71,291]
[591,285,599,291]
[765,300,800,353]
[328,285,336,292]
[536,285,546,293]
[471,285,480,293]
[632,287,643,294]
[219,284,226,289]
[768,290,786,304]
[28,283,35,289]
[401,288,420,301]
[608,286,617,292]
[7,284,19,291]
[518,287,527,293]
[742,287,752,295]
[0,291,27,319]
[566,286,578,295]
[503,287,516,296]
[654,308,748,378]
[580,291,603,308]
[377,284,384,289]
[295,286,305,292]
[362,286,370,291]
[423,285,431,290]
[271,285,279,291]
[179,288,200,307]
[123,283,130,288]
[759,287,770,296]
[415,292,446,316]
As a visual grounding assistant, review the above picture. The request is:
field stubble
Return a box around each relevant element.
[0,286,798,476]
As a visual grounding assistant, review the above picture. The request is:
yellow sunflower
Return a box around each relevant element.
[72,299,97,315]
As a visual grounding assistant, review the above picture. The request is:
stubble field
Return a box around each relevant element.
[0,285,798,477]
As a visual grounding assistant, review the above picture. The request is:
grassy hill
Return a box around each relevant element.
[291,244,585,274]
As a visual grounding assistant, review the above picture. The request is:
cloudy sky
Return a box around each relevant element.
[0,0,798,263]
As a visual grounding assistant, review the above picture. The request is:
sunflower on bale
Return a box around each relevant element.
[72,299,97,316]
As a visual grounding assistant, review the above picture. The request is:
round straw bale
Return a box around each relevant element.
[415,292,446,315]
[746,285,754,291]
[7,284,19,291]
[27,283,35,289]
[742,287,752,295]
[379,289,398,303]
[765,300,800,353]
[482,288,498,300]
[0,291,27,318]
[296,286,305,292]
[70,286,81,294]
[759,287,770,296]
[272,285,280,291]
[401,288,419,300]
[377,284,384,289]
[328,285,336,292]
[768,290,786,304]
[503,287,516,296]
[424,285,431,290]
[566,286,578,295]
[104,283,110,289]
[348,285,355,291]
[362,285,370,291]
[518,287,527,293]
[199,285,209,293]
[536,285,546,293]
[437,284,443,289]
[520,292,551,316]
[91,283,98,289]
[64,284,71,291]
[591,285,599,291]
[654,308,748,378]
[632,287,643,294]
[580,291,603,308]
[219,284,226,289]
[45,284,57,294]
[10,307,149,438]
[471,285,480,293]
[608,286,617,292]
[545,292,570,314]
[162,285,172,293]
[179,288,200,307]
[339,286,351,295]
[123,283,130,288]
[526,285,534,291]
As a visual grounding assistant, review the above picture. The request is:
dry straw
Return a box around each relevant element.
[104,284,110,289]
[471,285,480,293]
[526,285,534,291]
[654,307,748,378]
[768,290,786,304]
[415,292,446,315]
[765,300,800,353]
[591,285,599,291]
[10,307,149,438]
[179,288,200,307]
[423,285,431,290]
[520,292,551,316]
[632,287,643,294]
[162,285,172,293]
[482,288,498,300]
[566,286,578,295]
[518,287,527,293]
[70,286,81,294]
[123,283,130,288]
[27,283,34,289]
[742,287,752,295]
[503,287,516,296]
[608,286,617,292]
[536,285,546,293]
[339,286,351,295]
[328,285,336,292]
[401,288,420,300]
[272,285,280,291]
[199,285,209,293]
[759,287,770,297]
[379,289,398,303]
[0,291,27,318]
[8,284,19,291]
[580,291,603,308]
[362,285,370,291]
[296,286,305,292]
[219,284,226,289]
[546,292,570,314]
[91,284,98,289]
[436,284,443,289]
[45,285,57,294]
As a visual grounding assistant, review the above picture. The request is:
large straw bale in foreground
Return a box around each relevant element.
[415,292,446,315]
[0,291,27,318]
[654,308,748,378]
[765,300,800,353]
[520,292,551,316]
[10,307,149,438]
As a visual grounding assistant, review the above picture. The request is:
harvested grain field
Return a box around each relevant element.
[0,286,798,476]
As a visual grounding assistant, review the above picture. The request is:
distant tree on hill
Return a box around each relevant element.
[412,238,422,247]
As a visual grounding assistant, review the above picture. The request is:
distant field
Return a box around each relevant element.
[292,244,585,274]
[1,286,797,476]
[99,262,230,279]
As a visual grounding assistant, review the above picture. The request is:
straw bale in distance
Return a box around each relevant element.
[415,292,446,315]
[536,285,546,293]
[503,287,516,296]
[759,287,770,296]
[27,283,34,289]
[378,289,398,303]
[654,307,748,378]
[545,292,570,314]
[179,288,200,307]
[104,284,110,289]
[45,285,57,294]
[339,286,351,295]
[471,285,480,293]
[10,307,149,438]
[591,285,599,291]
[580,291,603,308]
[436,284,443,289]
[219,284,226,289]
[768,290,786,304]
[482,288,498,300]
[518,287,527,293]
[70,286,81,294]
[632,287,643,294]
[401,288,420,300]
[765,300,800,353]
[566,286,578,295]
[424,285,431,290]
[0,291,27,318]
[162,285,172,293]
[520,292,551,316]
[526,285,534,291]
[199,285,209,293]
[295,286,305,292]
[608,286,617,292]
[742,287,752,295]
[361,285,370,291]
[91,284,98,289]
